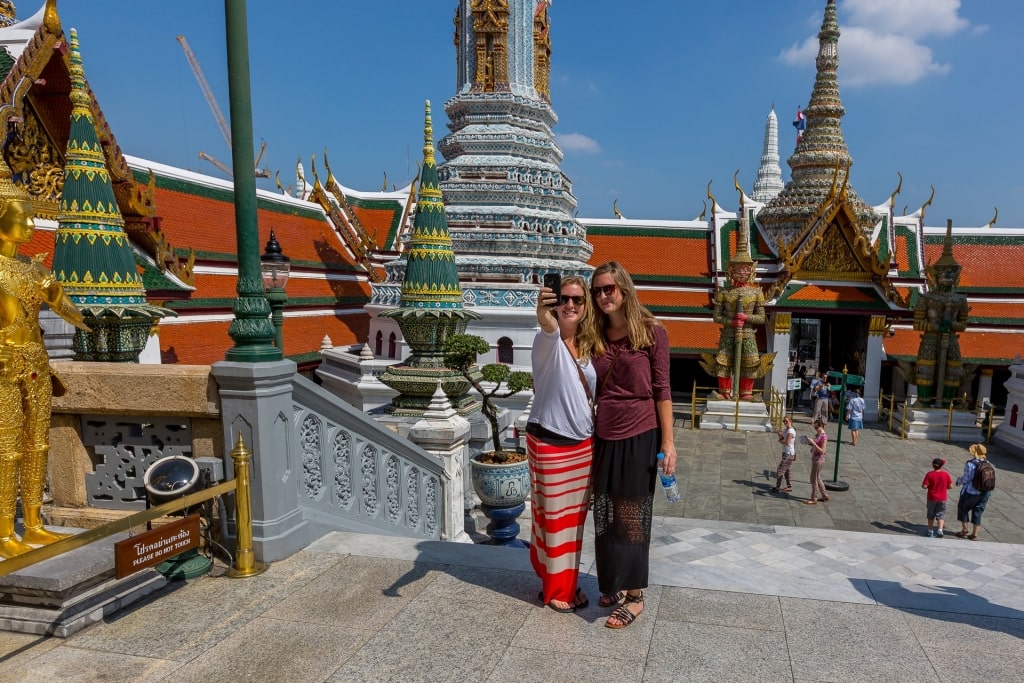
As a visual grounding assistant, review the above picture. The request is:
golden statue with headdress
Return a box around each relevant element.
[0,154,89,558]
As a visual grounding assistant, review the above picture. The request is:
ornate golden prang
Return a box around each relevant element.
[470,0,510,92]
[0,155,89,558]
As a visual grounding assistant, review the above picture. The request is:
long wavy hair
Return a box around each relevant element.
[585,261,661,357]
[559,274,598,362]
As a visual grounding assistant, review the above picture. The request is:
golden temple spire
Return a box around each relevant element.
[423,100,435,165]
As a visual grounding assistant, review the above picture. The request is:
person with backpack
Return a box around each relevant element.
[811,372,830,423]
[954,443,996,540]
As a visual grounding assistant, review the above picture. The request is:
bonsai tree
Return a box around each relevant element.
[444,333,533,461]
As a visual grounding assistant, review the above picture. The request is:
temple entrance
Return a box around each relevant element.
[790,315,868,376]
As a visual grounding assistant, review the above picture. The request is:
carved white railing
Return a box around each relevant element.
[290,375,451,540]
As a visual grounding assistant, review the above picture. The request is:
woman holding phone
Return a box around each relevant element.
[527,274,598,612]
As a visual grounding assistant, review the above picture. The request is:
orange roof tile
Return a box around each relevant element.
[587,234,709,279]
[922,242,1024,290]
[886,327,1024,363]
[660,318,720,353]
[159,312,368,365]
[639,289,713,309]
[788,285,877,303]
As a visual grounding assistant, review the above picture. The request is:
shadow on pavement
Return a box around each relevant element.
[855,579,1024,638]
[870,520,924,536]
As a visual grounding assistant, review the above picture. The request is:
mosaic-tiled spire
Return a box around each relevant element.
[751,106,783,204]
[0,2,15,29]
[52,29,171,361]
[397,101,464,311]
[757,0,879,246]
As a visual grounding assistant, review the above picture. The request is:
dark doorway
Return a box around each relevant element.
[814,314,868,375]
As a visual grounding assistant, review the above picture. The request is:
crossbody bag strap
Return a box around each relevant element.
[562,338,596,421]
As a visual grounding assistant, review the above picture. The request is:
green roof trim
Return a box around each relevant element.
[0,47,15,82]
[895,224,922,278]
[176,248,365,273]
[775,284,892,311]
[631,274,713,285]
[286,351,324,366]
[647,305,713,315]
[131,168,326,221]
[345,195,405,250]
[585,225,711,240]
[165,295,369,310]
[135,253,191,293]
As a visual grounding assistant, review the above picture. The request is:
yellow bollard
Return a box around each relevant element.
[226,431,268,578]
[947,402,954,442]
[888,394,895,432]
[900,400,908,440]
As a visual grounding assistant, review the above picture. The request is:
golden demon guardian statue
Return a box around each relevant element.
[0,158,89,559]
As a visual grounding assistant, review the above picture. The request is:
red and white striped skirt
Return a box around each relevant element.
[527,432,593,606]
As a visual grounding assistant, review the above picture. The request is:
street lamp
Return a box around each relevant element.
[260,230,290,351]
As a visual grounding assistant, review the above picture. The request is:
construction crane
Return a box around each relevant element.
[177,35,270,178]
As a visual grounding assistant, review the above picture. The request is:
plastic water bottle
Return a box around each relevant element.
[656,452,681,503]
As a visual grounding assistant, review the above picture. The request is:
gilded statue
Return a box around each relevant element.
[0,156,89,558]
[700,214,774,400]
[912,219,970,405]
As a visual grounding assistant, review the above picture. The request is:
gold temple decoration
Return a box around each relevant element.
[533,0,552,101]
[868,315,889,337]
[470,0,510,93]
[0,153,89,559]
[772,312,792,335]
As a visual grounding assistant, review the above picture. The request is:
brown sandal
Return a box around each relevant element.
[605,592,643,629]
[598,591,625,608]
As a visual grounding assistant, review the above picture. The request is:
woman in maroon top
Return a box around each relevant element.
[585,261,676,629]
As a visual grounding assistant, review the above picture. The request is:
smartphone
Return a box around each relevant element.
[542,273,561,297]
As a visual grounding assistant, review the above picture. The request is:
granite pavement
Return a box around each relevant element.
[2,415,1022,682]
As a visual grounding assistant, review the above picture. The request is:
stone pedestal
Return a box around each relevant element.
[894,406,982,442]
[0,527,167,637]
[699,400,773,432]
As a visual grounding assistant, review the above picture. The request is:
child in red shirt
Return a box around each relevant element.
[922,457,953,537]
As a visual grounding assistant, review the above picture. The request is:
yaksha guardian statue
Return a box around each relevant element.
[0,156,89,558]
[913,219,970,405]
[700,216,773,400]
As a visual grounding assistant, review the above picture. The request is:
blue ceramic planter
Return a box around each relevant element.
[469,455,530,508]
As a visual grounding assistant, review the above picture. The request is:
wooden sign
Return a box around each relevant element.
[115,514,201,579]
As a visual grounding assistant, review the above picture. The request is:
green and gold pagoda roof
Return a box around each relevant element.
[51,29,170,320]
[381,101,476,321]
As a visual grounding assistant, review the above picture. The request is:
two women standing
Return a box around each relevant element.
[528,262,675,630]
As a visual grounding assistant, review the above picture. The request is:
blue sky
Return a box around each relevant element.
[49,0,1024,227]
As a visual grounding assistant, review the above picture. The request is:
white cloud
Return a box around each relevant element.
[556,132,601,154]
[779,0,971,87]
[842,0,968,40]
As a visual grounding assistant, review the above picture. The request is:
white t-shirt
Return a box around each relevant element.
[780,427,796,456]
[528,327,596,441]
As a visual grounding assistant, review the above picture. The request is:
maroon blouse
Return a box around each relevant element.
[592,324,672,441]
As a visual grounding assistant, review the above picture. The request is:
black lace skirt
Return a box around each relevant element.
[592,428,658,594]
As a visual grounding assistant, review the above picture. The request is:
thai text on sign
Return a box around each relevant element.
[114,513,201,579]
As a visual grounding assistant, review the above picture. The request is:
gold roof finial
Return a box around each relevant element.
[888,171,903,208]
[987,206,998,228]
[423,100,435,165]
[919,185,935,222]
[613,199,623,219]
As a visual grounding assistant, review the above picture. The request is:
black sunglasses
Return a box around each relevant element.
[590,284,617,297]
[559,295,586,306]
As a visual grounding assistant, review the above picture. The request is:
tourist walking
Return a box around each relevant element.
[921,457,953,537]
[587,261,675,629]
[527,275,597,612]
[771,416,797,493]
[847,388,865,446]
[803,419,829,504]
[954,443,996,540]
[811,373,830,423]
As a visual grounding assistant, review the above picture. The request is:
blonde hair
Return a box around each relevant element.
[560,274,598,362]
[969,443,987,459]
[586,261,661,356]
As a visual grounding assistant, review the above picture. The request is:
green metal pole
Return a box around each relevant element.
[266,288,287,351]
[224,0,279,362]
[832,369,847,482]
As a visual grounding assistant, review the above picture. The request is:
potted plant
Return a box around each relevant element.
[444,334,533,508]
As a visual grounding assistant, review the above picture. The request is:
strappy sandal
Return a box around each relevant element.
[954,530,970,538]
[605,592,643,629]
[541,588,589,613]
[598,591,626,608]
